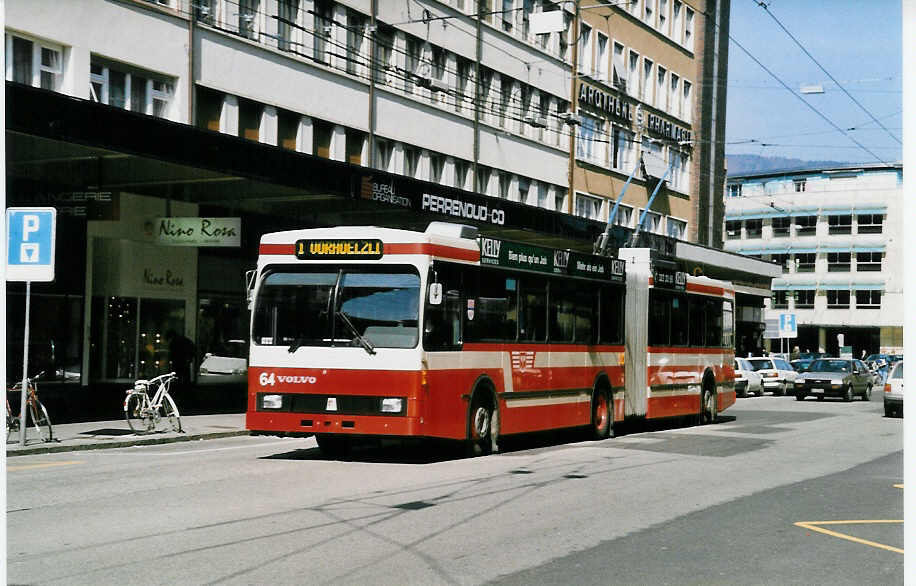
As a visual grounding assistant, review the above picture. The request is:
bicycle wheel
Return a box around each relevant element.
[125,393,154,433]
[28,399,53,443]
[159,393,182,433]
[7,414,19,443]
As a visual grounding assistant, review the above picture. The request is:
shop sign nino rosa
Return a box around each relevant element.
[149,217,241,247]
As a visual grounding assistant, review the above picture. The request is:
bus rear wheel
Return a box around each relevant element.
[591,388,611,440]
[700,386,717,425]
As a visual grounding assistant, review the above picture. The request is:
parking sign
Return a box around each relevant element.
[6,207,57,282]
[778,313,798,339]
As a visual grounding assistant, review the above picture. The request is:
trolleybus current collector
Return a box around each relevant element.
[246,222,735,456]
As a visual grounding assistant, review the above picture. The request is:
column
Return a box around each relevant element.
[296,116,313,153]
[219,95,238,135]
[330,124,347,162]
[444,157,457,187]
[259,106,278,145]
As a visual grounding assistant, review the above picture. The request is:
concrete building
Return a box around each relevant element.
[724,164,903,357]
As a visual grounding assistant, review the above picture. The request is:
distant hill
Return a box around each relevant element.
[725,154,852,176]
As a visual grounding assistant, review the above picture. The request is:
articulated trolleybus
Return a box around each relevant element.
[246,222,735,456]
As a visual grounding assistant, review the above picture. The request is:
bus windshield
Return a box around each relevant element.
[253,267,421,350]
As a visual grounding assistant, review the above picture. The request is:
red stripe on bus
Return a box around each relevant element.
[686,282,727,296]
[463,343,626,353]
[647,346,735,355]
[259,244,296,255]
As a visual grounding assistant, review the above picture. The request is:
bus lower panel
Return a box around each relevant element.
[246,411,425,437]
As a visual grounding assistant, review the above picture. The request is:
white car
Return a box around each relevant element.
[734,357,764,397]
[747,356,797,396]
[198,340,249,385]
[884,361,903,417]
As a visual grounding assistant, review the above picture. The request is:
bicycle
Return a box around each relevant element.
[7,371,54,444]
[124,372,183,434]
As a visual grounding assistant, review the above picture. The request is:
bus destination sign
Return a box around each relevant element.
[479,237,625,282]
[296,239,384,260]
[653,268,687,290]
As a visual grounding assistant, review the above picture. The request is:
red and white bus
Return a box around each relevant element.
[246,222,734,456]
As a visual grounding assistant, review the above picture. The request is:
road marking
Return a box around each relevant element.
[8,460,84,472]
[795,520,903,554]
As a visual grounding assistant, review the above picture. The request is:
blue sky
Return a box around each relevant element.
[725,0,902,164]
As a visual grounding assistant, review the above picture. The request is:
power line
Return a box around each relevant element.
[751,0,901,145]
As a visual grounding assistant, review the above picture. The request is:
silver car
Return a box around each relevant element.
[793,358,873,402]
[884,361,903,417]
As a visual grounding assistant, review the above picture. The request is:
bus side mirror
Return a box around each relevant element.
[245,269,257,309]
[428,283,443,305]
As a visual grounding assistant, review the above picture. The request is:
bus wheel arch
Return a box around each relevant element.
[590,375,613,440]
[699,370,717,425]
[467,378,499,456]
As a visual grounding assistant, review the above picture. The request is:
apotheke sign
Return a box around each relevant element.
[150,217,241,247]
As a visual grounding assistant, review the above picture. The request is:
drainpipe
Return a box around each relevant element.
[473,3,482,193]
[188,5,195,125]
[368,0,377,167]
[566,1,579,214]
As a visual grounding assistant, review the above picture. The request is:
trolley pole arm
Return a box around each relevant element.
[631,155,677,243]
[594,155,644,256]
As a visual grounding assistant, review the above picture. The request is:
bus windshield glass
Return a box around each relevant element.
[253,267,421,349]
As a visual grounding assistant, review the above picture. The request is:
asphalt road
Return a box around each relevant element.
[7,394,902,585]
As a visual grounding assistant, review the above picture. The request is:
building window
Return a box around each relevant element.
[477,165,492,195]
[725,220,741,239]
[612,42,626,91]
[238,98,262,140]
[403,146,420,178]
[555,188,568,213]
[277,0,300,52]
[827,252,851,272]
[659,0,669,34]
[313,0,332,64]
[667,218,686,240]
[855,290,881,309]
[684,6,695,49]
[374,26,395,86]
[517,177,531,204]
[727,183,742,198]
[498,173,512,200]
[6,34,63,91]
[672,0,683,43]
[613,204,633,227]
[628,50,639,95]
[238,0,260,40]
[682,80,692,122]
[578,22,592,74]
[454,160,470,190]
[856,252,882,272]
[537,182,548,208]
[346,11,367,76]
[745,219,762,238]
[428,154,444,184]
[277,109,299,150]
[576,193,603,220]
[576,114,604,165]
[656,66,667,111]
[794,215,817,235]
[640,209,662,234]
[828,214,852,235]
[795,290,815,309]
[794,179,806,192]
[596,32,608,81]
[374,138,392,172]
[455,57,471,113]
[772,291,788,309]
[644,0,655,25]
[346,129,365,165]
[642,58,654,103]
[770,253,789,270]
[669,74,680,118]
[772,217,790,236]
[827,290,850,309]
[89,58,174,119]
[857,213,883,234]
[795,253,816,272]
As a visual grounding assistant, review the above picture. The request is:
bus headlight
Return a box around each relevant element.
[381,398,403,413]
[262,394,283,409]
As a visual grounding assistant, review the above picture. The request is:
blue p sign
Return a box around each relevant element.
[6,207,56,282]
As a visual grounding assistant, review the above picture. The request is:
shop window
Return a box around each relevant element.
[346,129,365,165]
[89,57,174,118]
[857,213,883,234]
[828,214,852,235]
[725,220,741,239]
[278,109,299,150]
[855,290,881,309]
[238,98,262,141]
[745,219,762,238]
[826,290,850,309]
[856,252,882,272]
[794,215,817,235]
[795,253,816,272]
[6,293,84,384]
[6,34,63,91]
[772,217,790,236]
[795,290,815,309]
[313,119,333,159]
[196,86,223,132]
[827,252,851,272]
[772,291,788,309]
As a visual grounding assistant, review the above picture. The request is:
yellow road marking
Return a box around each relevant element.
[8,460,84,472]
[795,521,903,554]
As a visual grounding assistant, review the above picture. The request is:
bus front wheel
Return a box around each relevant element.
[468,392,496,457]
[700,386,717,425]
[591,388,612,440]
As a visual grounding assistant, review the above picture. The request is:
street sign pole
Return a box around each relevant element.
[19,282,30,447]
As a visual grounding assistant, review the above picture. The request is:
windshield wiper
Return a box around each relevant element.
[336,311,376,355]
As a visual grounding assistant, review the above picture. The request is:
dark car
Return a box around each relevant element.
[793,358,873,402]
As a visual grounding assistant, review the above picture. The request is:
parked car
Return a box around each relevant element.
[734,358,764,398]
[884,361,903,417]
[793,358,873,402]
[790,359,813,373]
[198,340,249,385]
[747,356,797,396]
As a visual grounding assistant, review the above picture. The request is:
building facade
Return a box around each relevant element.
[6,0,752,415]
[724,164,903,357]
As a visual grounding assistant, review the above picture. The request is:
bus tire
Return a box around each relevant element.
[591,387,612,440]
[316,434,351,459]
[467,388,497,457]
[700,382,717,425]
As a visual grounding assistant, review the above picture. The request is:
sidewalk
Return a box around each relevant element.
[6,413,248,457]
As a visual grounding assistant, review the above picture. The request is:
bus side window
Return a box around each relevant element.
[688,295,706,347]
[466,269,515,342]
[670,294,688,346]
[574,289,597,344]
[600,286,624,345]
[648,290,670,346]
[424,264,463,350]
[705,297,723,347]
[519,278,546,342]
[548,280,575,343]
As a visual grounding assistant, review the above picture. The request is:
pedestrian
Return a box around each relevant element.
[166,330,195,390]
[791,346,800,360]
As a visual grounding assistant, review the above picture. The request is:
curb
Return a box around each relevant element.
[6,430,250,457]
